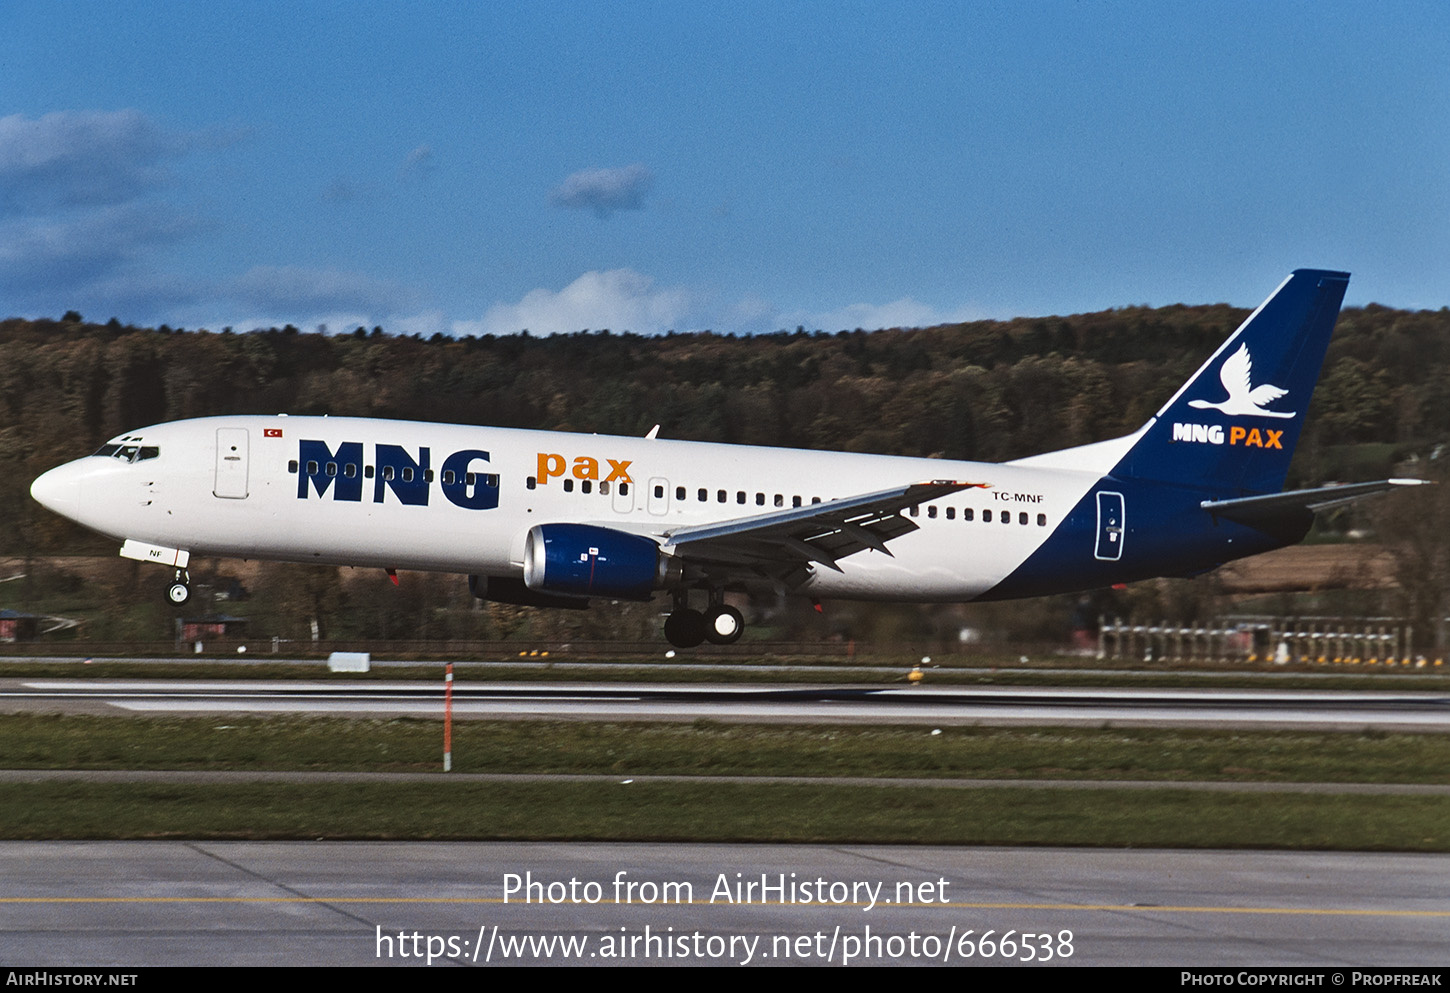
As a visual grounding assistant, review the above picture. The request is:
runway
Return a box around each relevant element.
[5,678,1450,730]
[2,841,1447,966]
[5,680,1449,968]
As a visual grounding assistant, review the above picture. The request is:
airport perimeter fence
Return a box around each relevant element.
[1099,615,1445,668]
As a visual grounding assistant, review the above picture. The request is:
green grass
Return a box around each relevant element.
[5,713,1450,783]
[5,714,1449,848]
[1,780,1446,849]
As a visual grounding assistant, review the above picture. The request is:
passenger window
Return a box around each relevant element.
[326,462,337,477]
[344,464,357,478]
[382,466,395,481]
[964,508,974,521]
[698,488,708,502]
[619,482,629,496]
[756,493,765,506]
[717,490,727,503]
[775,494,784,507]
[653,484,664,499]
[737,491,746,504]
[675,486,685,500]
[946,507,955,520]
[306,461,319,475]
[526,476,537,490]
[983,509,992,522]
[1002,512,1011,525]
[1019,512,1028,525]
[582,480,592,494]
[600,481,610,495]
[288,460,298,473]
[927,505,937,519]
[564,478,574,492]
[792,496,802,507]
[1037,513,1047,526]
[909,505,918,517]
[442,470,456,485]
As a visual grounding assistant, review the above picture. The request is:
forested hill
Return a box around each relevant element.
[3,301,1447,553]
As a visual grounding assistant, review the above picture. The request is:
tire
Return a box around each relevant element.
[704,605,744,645]
[663,608,707,648]
[167,582,191,605]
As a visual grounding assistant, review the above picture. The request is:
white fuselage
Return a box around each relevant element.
[34,414,1103,602]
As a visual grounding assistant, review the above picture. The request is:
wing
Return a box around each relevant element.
[660,479,985,591]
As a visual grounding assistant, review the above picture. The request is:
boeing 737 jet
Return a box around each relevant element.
[30,269,1422,647]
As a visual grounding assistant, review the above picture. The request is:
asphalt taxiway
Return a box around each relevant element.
[2,842,1447,966]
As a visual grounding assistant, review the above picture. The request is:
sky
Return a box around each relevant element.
[2,1,1448,335]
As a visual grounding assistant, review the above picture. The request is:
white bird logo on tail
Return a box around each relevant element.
[1188,343,1294,418]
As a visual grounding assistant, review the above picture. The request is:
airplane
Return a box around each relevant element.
[29,269,1425,648]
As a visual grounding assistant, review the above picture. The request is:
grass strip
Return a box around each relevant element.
[0,781,1446,849]
[3,714,1450,784]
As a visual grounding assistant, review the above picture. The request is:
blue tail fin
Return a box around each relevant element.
[1110,268,1350,495]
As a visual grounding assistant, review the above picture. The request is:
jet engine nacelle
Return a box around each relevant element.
[523,524,679,600]
[469,574,591,610]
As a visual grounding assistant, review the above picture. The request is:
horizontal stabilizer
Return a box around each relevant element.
[1201,478,1430,524]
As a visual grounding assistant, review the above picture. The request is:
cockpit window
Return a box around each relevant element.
[92,443,159,463]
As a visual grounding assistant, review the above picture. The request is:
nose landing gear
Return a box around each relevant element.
[166,569,191,605]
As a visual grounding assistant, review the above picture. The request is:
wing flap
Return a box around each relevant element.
[661,479,983,585]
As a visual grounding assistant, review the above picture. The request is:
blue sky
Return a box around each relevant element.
[3,1,1447,335]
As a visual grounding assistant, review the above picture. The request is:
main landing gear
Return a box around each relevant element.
[663,592,744,648]
[166,569,191,606]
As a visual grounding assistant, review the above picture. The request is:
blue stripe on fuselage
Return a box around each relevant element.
[976,476,1306,601]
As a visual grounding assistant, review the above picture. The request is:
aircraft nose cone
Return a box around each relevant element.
[30,462,83,521]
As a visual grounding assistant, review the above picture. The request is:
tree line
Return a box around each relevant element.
[6,300,1447,556]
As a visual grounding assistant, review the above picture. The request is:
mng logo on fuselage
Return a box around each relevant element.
[293,440,499,510]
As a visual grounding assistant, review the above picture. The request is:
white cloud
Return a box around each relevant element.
[148,266,420,332]
[781,297,988,332]
[225,265,415,319]
[399,144,435,180]
[0,109,195,215]
[466,269,691,335]
[230,312,376,335]
[392,309,450,337]
[549,164,654,217]
[0,109,223,320]
[0,203,198,291]
[723,295,776,333]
